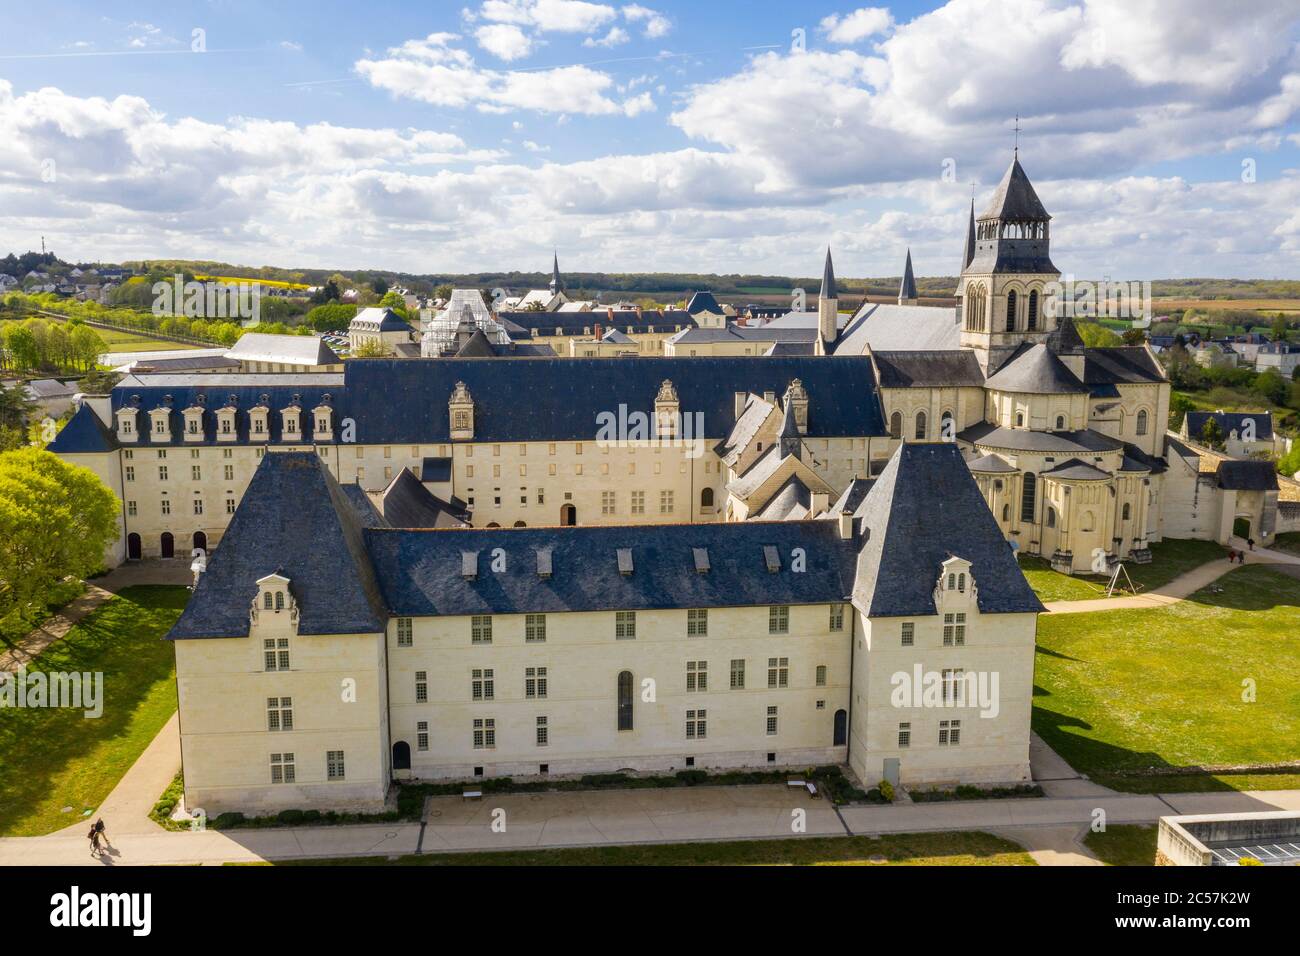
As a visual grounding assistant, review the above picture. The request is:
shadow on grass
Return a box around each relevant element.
[0,585,187,835]
[1034,645,1083,663]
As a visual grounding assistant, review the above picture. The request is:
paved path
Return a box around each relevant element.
[1043,538,1300,615]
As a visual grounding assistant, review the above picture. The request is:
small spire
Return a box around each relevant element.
[898,249,918,303]
[779,398,801,459]
[820,246,837,301]
[962,199,976,271]
[549,250,561,293]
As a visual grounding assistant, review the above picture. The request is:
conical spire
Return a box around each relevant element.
[961,199,976,271]
[820,246,837,301]
[898,249,918,303]
[549,250,562,293]
[779,397,801,459]
[979,155,1050,222]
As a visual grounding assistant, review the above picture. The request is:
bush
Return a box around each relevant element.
[878,779,895,802]
[675,769,708,785]
[212,812,245,829]
[276,809,305,825]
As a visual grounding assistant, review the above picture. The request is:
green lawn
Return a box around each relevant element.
[1033,566,1300,792]
[273,831,1035,867]
[1084,825,1158,866]
[0,586,187,836]
[1274,532,1300,557]
[1022,538,1228,602]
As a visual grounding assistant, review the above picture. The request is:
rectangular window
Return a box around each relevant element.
[266,696,293,731]
[615,610,636,640]
[525,666,548,699]
[415,670,428,703]
[326,750,345,781]
[158,466,168,481]
[473,717,496,749]
[816,665,827,687]
[193,498,203,516]
[768,605,789,634]
[224,465,234,481]
[687,608,708,637]
[901,622,914,646]
[536,715,548,747]
[263,637,289,671]
[766,705,778,736]
[659,490,674,514]
[125,466,135,482]
[127,500,137,517]
[939,719,961,746]
[270,752,295,784]
[829,603,845,632]
[525,613,546,643]
[630,490,645,514]
[943,612,966,646]
[417,721,429,752]
[686,660,707,692]
[472,668,495,701]
[191,465,201,481]
[730,659,745,689]
[225,497,236,514]
[396,617,413,647]
[686,709,707,739]
[471,615,492,644]
[601,490,616,515]
[160,498,171,516]
[942,668,966,706]
[767,657,789,689]
[898,722,911,748]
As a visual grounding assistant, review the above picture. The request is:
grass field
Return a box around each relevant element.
[271,831,1035,867]
[195,274,310,290]
[1154,298,1300,312]
[1273,532,1300,556]
[0,315,199,354]
[1021,538,1228,602]
[0,586,186,836]
[1032,565,1300,792]
[1084,825,1158,865]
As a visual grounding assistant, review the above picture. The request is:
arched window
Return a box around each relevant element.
[264,592,273,609]
[700,487,714,511]
[957,573,966,592]
[1020,471,1037,522]
[275,591,284,610]
[889,411,902,439]
[1005,290,1017,331]
[1136,409,1148,436]
[1001,503,1010,522]
[1055,415,1065,430]
[947,572,956,590]
[1027,290,1039,331]
[617,671,634,731]
[940,410,954,440]
[914,410,927,440]
[1015,412,1024,427]
[1122,502,1131,520]
[1046,506,1056,528]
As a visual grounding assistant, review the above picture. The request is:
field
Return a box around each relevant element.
[1,314,200,355]
[1154,297,1300,313]
[1084,825,1158,865]
[272,831,1036,867]
[1032,565,1300,792]
[0,586,187,836]
[1020,538,1228,603]
[195,274,311,290]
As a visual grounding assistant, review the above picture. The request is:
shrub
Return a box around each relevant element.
[276,809,305,825]
[879,779,895,802]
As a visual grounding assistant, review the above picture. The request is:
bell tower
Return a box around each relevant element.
[958,152,1060,373]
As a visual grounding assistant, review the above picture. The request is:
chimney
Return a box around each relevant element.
[594,323,603,341]
[734,391,747,421]
[811,491,829,515]
[838,511,854,539]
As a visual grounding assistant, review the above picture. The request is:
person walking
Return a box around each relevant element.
[93,817,108,847]
[1247,537,1255,551]
[88,824,101,857]
[1228,548,1236,563]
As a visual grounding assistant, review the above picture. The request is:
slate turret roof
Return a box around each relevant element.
[46,403,118,454]
[899,249,918,300]
[979,155,1051,222]
[852,443,1043,618]
[984,343,1087,394]
[820,247,837,301]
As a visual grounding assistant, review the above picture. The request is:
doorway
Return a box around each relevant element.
[833,709,847,746]
[127,533,142,561]
[560,503,576,526]
[160,532,174,559]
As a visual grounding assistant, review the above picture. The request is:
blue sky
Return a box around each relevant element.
[1,1,1299,279]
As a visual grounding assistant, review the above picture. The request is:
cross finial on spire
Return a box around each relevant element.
[1013,114,1020,156]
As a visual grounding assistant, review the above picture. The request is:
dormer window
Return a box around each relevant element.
[217,409,237,440]
[116,408,138,442]
[149,408,171,442]
[313,405,334,442]
[281,407,301,440]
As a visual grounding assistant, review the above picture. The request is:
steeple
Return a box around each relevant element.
[898,249,918,306]
[778,396,801,460]
[548,251,562,294]
[816,246,838,354]
[961,198,976,272]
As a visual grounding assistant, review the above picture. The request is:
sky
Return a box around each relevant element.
[1,0,1299,281]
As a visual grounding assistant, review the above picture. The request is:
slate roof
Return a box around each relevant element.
[1040,458,1112,481]
[25,378,78,399]
[765,341,815,356]
[979,155,1051,222]
[967,453,1017,473]
[168,453,388,639]
[376,468,471,528]
[852,443,1043,618]
[497,309,695,336]
[899,249,918,300]
[1082,347,1165,385]
[872,350,985,388]
[420,456,452,483]
[960,199,976,271]
[667,325,817,345]
[686,291,724,315]
[719,394,776,466]
[831,477,874,514]
[753,474,812,520]
[132,355,242,373]
[365,520,857,617]
[1216,460,1280,492]
[820,248,837,300]
[958,421,1124,454]
[1186,411,1273,441]
[46,403,118,454]
[764,310,848,331]
[984,344,1087,394]
[349,307,413,333]
[227,332,340,366]
[836,304,961,354]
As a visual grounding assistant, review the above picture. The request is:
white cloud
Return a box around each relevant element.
[356,32,648,116]
[523,140,550,152]
[280,40,303,52]
[475,23,535,60]
[622,4,671,39]
[621,91,655,116]
[819,7,893,44]
[584,26,630,48]
[479,0,616,33]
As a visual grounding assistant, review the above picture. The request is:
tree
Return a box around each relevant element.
[1197,415,1225,449]
[1254,369,1288,406]
[305,303,357,333]
[350,340,390,358]
[1121,327,1146,346]
[0,383,37,450]
[372,277,389,297]
[433,284,452,301]
[311,279,340,304]
[0,448,119,633]
[1168,392,1195,431]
